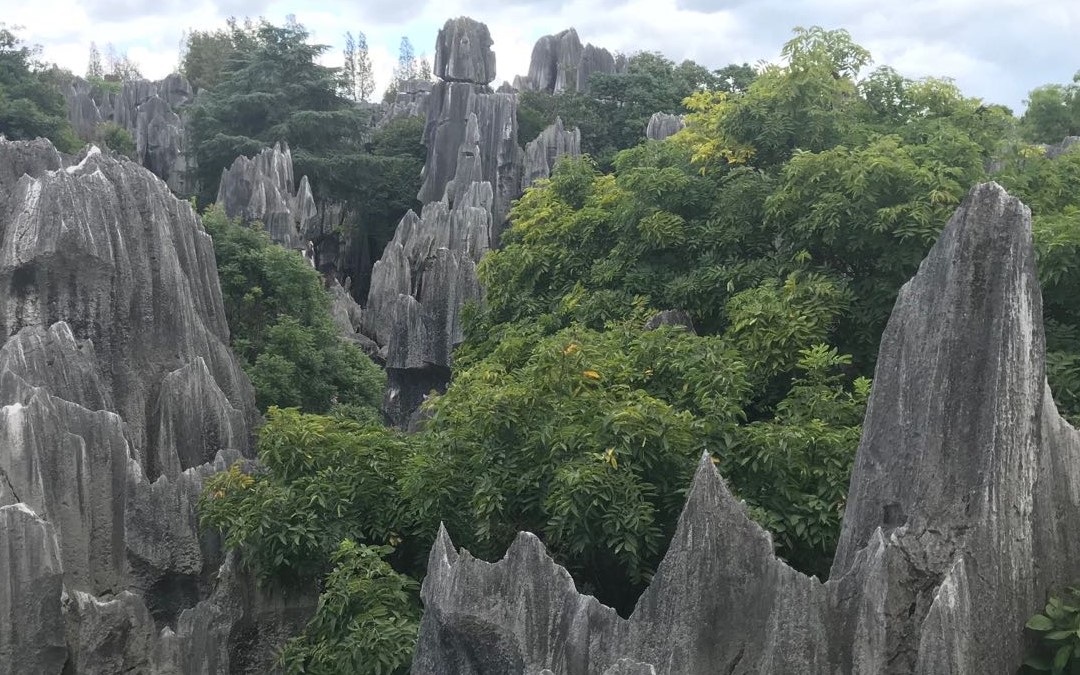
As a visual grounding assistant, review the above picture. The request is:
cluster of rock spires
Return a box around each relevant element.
[215,142,319,252]
[362,17,583,426]
[0,139,311,674]
[513,28,626,94]
[62,74,194,195]
[411,182,1080,673]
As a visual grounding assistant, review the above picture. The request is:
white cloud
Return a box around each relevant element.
[10,0,1080,110]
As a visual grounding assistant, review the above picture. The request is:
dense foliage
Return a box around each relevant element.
[517,52,748,167]
[201,206,384,416]
[196,23,1080,672]
[0,27,81,152]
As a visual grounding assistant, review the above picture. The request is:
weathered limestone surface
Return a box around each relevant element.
[522,117,581,189]
[520,28,621,94]
[216,142,319,250]
[645,113,685,141]
[63,74,194,194]
[434,17,497,85]
[412,182,1080,674]
[0,138,305,673]
[1045,135,1080,159]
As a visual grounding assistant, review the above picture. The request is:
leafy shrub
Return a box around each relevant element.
[1023,587,1080,673]
[201,205,384,415]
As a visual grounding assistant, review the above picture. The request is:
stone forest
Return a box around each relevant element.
[2,11,1080,675]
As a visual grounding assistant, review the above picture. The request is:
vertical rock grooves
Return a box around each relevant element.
[412,183,1080,674]
[0,139,310,674]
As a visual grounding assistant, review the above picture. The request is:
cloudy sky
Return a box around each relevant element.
[10,0,1080,111]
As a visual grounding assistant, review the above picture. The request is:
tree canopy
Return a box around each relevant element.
[0,26,81,152]
[194,23,1080,674]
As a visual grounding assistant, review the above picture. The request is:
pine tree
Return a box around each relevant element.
[87,42,104,79]
[355,31,374,101]
[417,54,432,82]
[343,32,357,100]
[394,36,416,82]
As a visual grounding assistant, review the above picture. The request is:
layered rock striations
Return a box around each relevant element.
[0,138,302,673]
[215,141,319,251]
[363,114,491,426]
[518,28,622,94]
[63,74,194,194]
[411,182,1080,674]
[522,117,581,189]
[645,112,685,141]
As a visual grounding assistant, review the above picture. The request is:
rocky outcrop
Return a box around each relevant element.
[519,28,622,94]
[363,112,493,426]
[645,112,685,141]
[1045,136,1080,159]
[522,117,581,188]
[0,138,300,673]
[63,74,194,194]
[411,182,1080,674]
[383,79,435,126]
[215,142,318,250]
[434,17,497,85]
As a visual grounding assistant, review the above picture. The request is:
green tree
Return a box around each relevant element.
[1021,75,1080,144]
[201,206,384,414]
[0,26,81,152]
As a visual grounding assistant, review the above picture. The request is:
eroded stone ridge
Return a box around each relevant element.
[63,74,194,194]
[523,117,582,189]
[518,28,622,94]
[215,141,319,251]
[0,138,302,673]
[645,113,685,141]
[412,183,1080,674]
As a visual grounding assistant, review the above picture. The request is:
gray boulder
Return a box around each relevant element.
[522,117,582,188]
[418,82,521,226]
[62,75,194,193]
[411,183,1080,673]
[645,113,685,141]
[1045,135,1080,159]
[434,17,497,85]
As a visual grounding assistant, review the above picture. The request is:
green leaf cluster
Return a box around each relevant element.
[201,205,384,415]
[1023,587,1080,674]
[0,26,82,153]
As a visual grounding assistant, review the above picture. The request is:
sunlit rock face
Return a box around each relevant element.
[0,138,310,673]
[412,182,1080,674]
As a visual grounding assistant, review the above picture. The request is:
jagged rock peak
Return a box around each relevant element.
[645,112,685,141]
[411,182,1080,673]
[434,17,497,85]
[0,137,299,673]
[215,141,318,250]
[62,74,194,194]
[523,116,582,188]
[521,28,620,94]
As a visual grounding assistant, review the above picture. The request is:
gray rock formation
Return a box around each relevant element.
[0,138,303,673]
[434,17,497,85]
[363,112,494,426]
[522,117,582,189]
[62,75,194,194]
[383,79,435,126]
[1045,135,1080,159]
[519,29,621,94]
[411,182,1080,674]
[645,113,685,141]
[215,142,318,250]
[418,82,521,226]
[643,309,695,333]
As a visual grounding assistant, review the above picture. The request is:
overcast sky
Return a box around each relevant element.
[10,0,1080,112]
